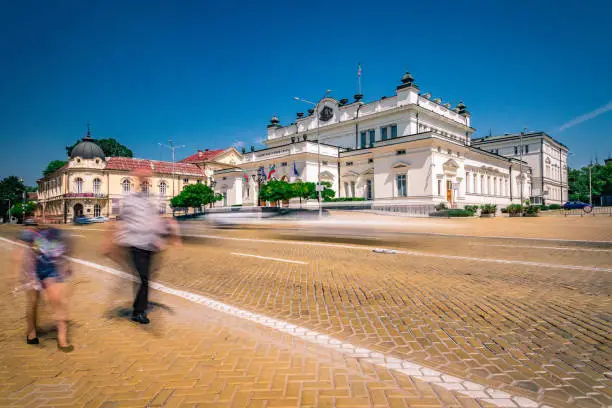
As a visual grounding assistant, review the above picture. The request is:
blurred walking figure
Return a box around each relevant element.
[13,221,74,352]
[103,166,180,324]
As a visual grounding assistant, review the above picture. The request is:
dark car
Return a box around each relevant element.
[73,216,91,225]
[563,201,593,211]
[24,218,37,226]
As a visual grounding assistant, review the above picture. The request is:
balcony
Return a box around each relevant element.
[64,193,108,198]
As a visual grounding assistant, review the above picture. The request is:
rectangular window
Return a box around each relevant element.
[391,125,398,138]
[381,127,388,140]
[322,161,328,166]
[350,181,356,198]
[524,145,529,154]
[360,131,366,148]
[514,146,518,155]
[346,161,353,166]
[281,162,287,167]
[437,180,441,196]
[397,174,407,197]
[396,149,406,155]
[369,130,375,146]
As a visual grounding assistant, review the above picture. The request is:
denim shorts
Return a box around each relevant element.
[35,265,62,282]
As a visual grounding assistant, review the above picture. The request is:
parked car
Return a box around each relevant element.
[24,217,37,226]
[563,201,593,211]
[90,216,109,223]
[73,216,91,224]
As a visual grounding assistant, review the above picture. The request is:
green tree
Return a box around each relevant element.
[170,184,221,213]
[9,202,37,219]
[0,176,26,222]
[568,162,612,203]
[43,160,68,177]
[66,138,133,158]
[258,180,294,205]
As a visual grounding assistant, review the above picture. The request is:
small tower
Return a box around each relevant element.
[267,115,281,129]
[396,71,419,91]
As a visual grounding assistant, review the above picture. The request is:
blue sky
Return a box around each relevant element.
[1,0,611,185]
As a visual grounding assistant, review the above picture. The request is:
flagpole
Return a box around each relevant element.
[357,63,362,95]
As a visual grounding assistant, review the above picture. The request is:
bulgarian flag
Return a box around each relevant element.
[268,164,277,180]
[242,169,249,182]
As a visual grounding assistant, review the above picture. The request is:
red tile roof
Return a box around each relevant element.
[105,157,205,176]
[179,149,225,163]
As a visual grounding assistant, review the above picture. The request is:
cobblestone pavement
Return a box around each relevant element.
[0,243,494,408]
[0,216,610,408]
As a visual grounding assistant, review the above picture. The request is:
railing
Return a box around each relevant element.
[562,206,612,217]
[371,204,435,217]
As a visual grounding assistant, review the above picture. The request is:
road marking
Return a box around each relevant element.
[480,243,612,253]
[231,252,308,265]
[186,234,612,273]
[70,234,86,238]
[0,236,551,408]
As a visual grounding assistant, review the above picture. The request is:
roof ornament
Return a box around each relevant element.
[267,115,281,129]
[455,101,469,116]
[397,70,419,90]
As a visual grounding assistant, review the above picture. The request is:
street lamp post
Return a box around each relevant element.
[159,139,185,197]
[294,90,332,219]
[588,164,592,205]
[19,178,25,223]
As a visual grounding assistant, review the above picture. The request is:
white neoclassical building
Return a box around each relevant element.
[472,132,568,205]
[213,71,532,209]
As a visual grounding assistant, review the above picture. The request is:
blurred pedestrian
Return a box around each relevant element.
[12,221,74,352]
[102,166,180,324]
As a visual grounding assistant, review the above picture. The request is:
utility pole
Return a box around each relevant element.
[588,164,592,205]
[519,130,524,204]
[159,139,185,197]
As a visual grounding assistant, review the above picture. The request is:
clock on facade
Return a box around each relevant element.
[319,106,334,122]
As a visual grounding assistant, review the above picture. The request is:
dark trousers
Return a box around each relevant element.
[129,247,154,314]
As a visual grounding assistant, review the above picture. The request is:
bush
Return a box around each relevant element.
[548,204,562,210]
[480,204,497,214]
[506,204,523,215]
[430,209,475,217]
[500,207,508,213]
[537,205,550,211]
[523,205,540,215]
[435,201,448,211]
[464,205,479,213]
[231,204,242,207]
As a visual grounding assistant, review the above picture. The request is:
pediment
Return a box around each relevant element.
[391,161,411,169]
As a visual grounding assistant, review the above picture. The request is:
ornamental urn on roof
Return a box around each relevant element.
[397,71,419,90]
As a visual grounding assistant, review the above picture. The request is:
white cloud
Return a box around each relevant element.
[232,140,245,149]
[559,101,612,132]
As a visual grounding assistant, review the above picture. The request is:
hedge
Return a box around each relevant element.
[430,209,475,217]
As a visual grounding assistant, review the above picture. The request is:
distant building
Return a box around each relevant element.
[471,132,568,205]
[36,131,239,222]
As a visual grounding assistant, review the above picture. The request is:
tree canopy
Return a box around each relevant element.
[568,161,612,203]
[43,160,68,177]
[258,180,335,204]
[170,184,222,212]
[9,202,37,218]
[66,138,133,158]
[0,176,26,220]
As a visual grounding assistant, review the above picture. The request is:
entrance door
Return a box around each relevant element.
[366,179,373,200]
[73,203,84,218]
[446,181,453,206]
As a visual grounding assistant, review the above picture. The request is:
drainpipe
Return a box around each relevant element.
[337,160,342,198]
[509,165,513,200]
[355,103,364,149]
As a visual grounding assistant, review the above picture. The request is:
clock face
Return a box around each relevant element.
[319,106,333,122]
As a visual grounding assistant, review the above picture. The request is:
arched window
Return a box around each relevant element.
[159,202,166,214]
[94,204,101,217]
[141,181,150,195]
[159,182,167,196]
[93,178,101,195]
[122,179,131,193]
[75,178,83,194]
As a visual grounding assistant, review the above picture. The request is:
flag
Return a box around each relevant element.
[357,63,362,77]
[293,162,299,177]
[242,169,249,182]
[268,164,277,180]
[259,166,266,179]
